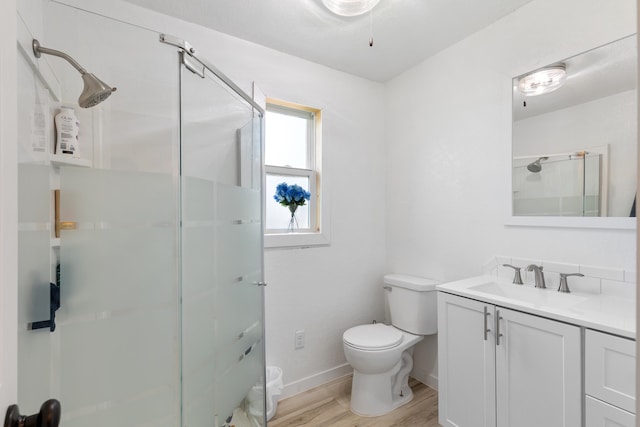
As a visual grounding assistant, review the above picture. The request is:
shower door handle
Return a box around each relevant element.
[29,282,61,332]
[4,399,61,427]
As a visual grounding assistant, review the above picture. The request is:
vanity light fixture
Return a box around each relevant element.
[517,64,567,96]
[321,0,381,16]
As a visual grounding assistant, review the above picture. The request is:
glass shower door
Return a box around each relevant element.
[179,53,265,426]
[17,6,182,426]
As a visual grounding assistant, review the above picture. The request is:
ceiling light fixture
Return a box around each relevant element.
[321,0,381,16]
[517,64,567,96]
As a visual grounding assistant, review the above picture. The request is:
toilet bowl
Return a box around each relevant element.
[342,274,439,417]
[343,323,423,416]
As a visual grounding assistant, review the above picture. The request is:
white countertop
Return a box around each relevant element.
[437,275,636,340]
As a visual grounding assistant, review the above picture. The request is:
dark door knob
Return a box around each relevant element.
[4,399,61,427]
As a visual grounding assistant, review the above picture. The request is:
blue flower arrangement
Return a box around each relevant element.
[273,182,311,208]
[274,183,310,231]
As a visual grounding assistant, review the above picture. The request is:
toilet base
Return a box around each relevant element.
[350,380,414,417]
[349,350,416,417]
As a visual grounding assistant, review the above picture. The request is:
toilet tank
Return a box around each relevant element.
[384,274,440,336]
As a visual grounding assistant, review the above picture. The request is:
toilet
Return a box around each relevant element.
[342,274,439,417]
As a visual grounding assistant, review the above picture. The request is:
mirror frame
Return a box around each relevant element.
[506,35,637,231]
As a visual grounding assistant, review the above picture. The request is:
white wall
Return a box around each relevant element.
[385,0,636,385]
[257,42,388,398]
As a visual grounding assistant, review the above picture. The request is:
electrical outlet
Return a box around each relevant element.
[294,330,305,349]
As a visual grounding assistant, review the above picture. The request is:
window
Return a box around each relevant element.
[264,99,328,248]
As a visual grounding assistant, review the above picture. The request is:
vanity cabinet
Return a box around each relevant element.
[438,292,582,427]
[585,329,636,426]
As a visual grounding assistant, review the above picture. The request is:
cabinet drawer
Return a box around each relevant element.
[585,395,635,427]
[585,329,636,413]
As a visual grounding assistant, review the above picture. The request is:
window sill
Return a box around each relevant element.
[264,231,330,249]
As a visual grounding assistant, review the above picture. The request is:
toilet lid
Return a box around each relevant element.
[343,324,403,350]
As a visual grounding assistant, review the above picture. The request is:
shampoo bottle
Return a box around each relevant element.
[55,107,80,158]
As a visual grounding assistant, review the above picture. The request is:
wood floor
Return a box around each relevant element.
[268,375,439,426]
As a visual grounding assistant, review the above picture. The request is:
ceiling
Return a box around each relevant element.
[124,0,534,82]
[513,34,637,121]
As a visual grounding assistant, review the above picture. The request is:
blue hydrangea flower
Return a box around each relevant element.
[273,182,311,207]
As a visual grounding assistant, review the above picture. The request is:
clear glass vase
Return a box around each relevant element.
[287,204,299,232]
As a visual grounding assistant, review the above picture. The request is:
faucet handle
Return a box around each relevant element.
[558,273,584,293]
[502,264,523,285]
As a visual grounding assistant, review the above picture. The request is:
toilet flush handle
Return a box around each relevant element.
[383,285,392,292]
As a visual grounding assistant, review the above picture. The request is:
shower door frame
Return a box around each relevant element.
[160,34,264,114]
[0,0,19,413]
[161,33,267,426]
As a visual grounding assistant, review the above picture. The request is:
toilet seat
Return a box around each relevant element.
[343,324,403,351]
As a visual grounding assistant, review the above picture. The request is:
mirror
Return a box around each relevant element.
[511,34,637,221]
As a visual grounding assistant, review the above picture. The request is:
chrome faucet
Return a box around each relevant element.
[526,264,546,288]
[558,273,584,293]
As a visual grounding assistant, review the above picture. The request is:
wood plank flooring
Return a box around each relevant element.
[268,375,439,426]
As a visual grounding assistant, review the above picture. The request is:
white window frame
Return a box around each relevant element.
[264,99,329,248]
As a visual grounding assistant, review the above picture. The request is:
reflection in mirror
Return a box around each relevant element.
[513,148,605,216]
[512,35,637,217]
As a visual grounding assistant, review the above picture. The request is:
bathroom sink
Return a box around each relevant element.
[437,276,635,339]
[469,282,588,309]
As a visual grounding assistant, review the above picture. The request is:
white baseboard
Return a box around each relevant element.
[425,373,438,390]
[278,363,353,400]
[411,370,438,391]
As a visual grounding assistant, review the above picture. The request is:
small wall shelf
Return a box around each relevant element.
[49,154,91,253]
[50,154,91,168]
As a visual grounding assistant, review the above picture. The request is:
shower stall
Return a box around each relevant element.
[14,3,266,426]
[512,150,604,217]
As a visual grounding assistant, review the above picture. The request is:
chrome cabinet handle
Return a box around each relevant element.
[495,310,504,346]
[483,306,491,341]
[254,281,267,287]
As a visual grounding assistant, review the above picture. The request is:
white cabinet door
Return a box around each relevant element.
[585,329,636,414]
[585,395,635,427]
[438,292,496,427]
[495,307,581,427]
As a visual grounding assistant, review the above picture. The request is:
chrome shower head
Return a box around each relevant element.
[32,39,116,108]
[527,157,548,173]
[79,73,116,108]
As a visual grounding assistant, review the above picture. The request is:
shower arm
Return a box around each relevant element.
[32,39,88,75]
